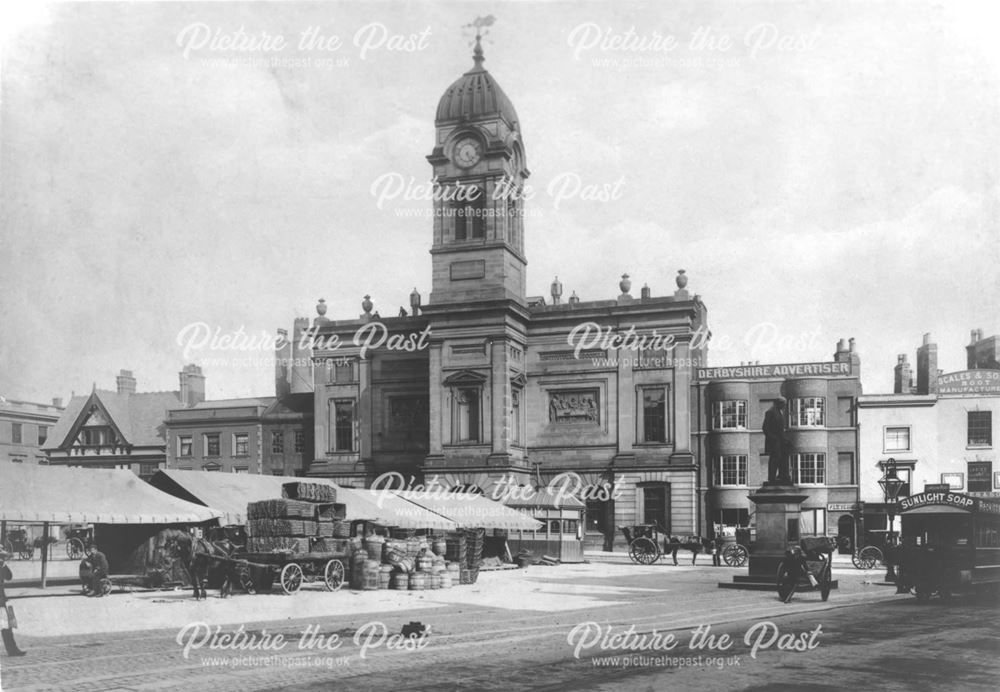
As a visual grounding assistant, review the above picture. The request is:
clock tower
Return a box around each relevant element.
[426,36,528,305]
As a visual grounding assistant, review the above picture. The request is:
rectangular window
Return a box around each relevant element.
[204,433,220,457]
[11,423,21,444]
[642,486,669,530]
[942,472,964,490]
[333,400,355,452]
[139,462,159,479]
[800,508,826,536]
[178,435,193,457]
[712,400,747,430]
[968,461,993,493]
[838,452,855,485]
[713,509,750,529]
[271,431,284,454]
[294,430,305,453]
[82,428,112,446]
[233,433,249,457]
[793,398,825,427]
[10,455,25,463]
[968,411,992,447]
[713,455,747,486]
[794,453,826,485]
[884,426,911,452]
[642,388,667,442]
[233,467,248,474]
[38,425,48,445]
[456,388,480,443]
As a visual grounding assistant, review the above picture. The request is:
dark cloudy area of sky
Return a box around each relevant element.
[1,0,997,402]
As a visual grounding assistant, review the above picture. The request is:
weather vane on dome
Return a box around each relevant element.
[464,15,496,68]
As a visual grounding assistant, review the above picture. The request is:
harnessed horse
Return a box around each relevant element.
[163,531,238,599]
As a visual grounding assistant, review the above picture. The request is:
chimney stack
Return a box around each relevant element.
[916,333,938,395]
[179,364,206,406]
[275,328,291,398]
[894,354,912,394]
[116,369,137,395]
[52,397,63,408]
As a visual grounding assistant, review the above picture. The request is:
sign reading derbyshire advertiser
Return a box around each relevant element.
[898,492,976,513]
[697,361,850,381]
[937,369,1000,396]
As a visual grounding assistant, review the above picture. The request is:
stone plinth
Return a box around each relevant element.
[718,482,838,592]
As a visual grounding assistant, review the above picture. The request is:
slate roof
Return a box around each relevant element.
[43,389,182,450]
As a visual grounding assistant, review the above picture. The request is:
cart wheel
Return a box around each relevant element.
[723,544,749,567]
[324,559,345,591]
[67,538,85,560]
[860,546,883,568]
[915,586,931,603]
[820,563,831,601]
[99,578,113,596]
[629,537,660,565]
[239,566,256,595]
[280,563,304,595]
[19,546,33,561]
[2,540,12,557]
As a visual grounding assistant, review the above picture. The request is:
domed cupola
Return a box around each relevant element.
[435,37,519,127]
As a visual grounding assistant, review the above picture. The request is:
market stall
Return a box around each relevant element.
[503,488,586,563]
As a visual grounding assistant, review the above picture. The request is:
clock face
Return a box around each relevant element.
[453,137,482,168]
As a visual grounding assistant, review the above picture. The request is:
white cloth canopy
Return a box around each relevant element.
[0,462,223,524]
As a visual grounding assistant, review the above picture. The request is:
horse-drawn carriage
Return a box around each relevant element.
[3,528,34,561]
[620,525,708,565]
[65,525,95,560]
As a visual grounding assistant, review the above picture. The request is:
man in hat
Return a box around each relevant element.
[84,544,110,596]
[0,549,27,656]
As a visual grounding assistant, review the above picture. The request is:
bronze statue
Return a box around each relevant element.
[763,398,791,483]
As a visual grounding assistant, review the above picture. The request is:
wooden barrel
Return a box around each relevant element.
[433,556,447,573]
[446,562,460,575]
[390,572,409,590]
[417,554,434,572]
[408,572,427,591]
[365,536,385,561]
[362,559,380,590]
[377,565,392,590]
[439,572,453,589]
[433,538,447,556]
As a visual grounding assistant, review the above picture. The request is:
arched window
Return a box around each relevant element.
[454,187,486,241]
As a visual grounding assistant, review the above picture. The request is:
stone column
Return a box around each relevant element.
[672,341,692,454]
[490,339,509,455]
[358,356,372,460]
[428,343,443,455]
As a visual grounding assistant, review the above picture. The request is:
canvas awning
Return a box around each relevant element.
[502,487,586,511]
[338,487,458,531]
[150,469,306,525]
[0,463,223,524]
[150,470,457,530]
[393,490,543,530]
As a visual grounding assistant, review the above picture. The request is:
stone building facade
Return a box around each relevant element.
[303,41,708,549]
[0,396,64,465]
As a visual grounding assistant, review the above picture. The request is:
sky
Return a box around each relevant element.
[1,0,998,404]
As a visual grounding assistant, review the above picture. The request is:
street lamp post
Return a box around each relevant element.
[877,458,905,583]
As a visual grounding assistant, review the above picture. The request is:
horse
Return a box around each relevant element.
[163,530,238,600]
[666,535,707,566]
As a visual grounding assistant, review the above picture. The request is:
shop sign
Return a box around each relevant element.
[697,361,850,381]
[937,370,1000,396]
[827,503,857,512]
[898,492,975,513]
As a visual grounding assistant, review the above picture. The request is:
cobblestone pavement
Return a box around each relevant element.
[2,562,981,691]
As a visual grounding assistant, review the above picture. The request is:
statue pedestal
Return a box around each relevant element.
[718,482,838,592]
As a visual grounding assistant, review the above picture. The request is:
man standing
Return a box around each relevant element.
[0,549,26,656]
[763,398,791,483]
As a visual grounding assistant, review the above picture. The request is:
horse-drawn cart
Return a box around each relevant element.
[231,552,346,595]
